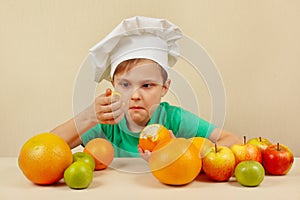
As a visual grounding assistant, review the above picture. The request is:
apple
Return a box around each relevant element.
[73,152,95,171]
[262,143,294,175]
[230,136,262,165]
[247,137,272,151]
[64,161,93,189]
[202,144,236,181]
[235,160,265,187]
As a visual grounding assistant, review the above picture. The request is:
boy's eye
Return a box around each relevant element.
[119,81,130,88]
[142,83,154,88]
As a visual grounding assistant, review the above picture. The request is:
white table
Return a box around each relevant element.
[0,157,299,200]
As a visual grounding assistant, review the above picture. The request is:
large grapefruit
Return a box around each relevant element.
[18,133,73,185]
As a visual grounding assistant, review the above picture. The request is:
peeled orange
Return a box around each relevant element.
[139,124,172,152]
[18,133,73,185]
[83,138,114,170]
[149,138,202,185]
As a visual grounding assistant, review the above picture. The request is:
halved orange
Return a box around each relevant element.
[83,138,114,170]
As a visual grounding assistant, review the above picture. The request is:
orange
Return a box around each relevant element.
[18,133,73,185]
[83,138,114,170]
[139,124,172,152]
[189,137,214,158]
[149,138,202,185]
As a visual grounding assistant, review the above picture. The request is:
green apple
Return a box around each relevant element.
[64,161,93,189]
[73,152,95,171]
[202,144,236,181]
[235,160,265,187]
[247,137,272,151]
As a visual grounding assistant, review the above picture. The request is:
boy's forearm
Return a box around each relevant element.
[51,105,98,148]
[209,128,243,147]
[51,119,81,148]
[73,104,98,134]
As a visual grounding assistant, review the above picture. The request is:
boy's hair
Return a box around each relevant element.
[112,58,168,83]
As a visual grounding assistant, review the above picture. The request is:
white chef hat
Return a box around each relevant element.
[87,16,183,82]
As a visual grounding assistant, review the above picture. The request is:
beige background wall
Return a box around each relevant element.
[1,0,299,156]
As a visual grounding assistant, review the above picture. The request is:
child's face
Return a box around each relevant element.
[113,60,170,128]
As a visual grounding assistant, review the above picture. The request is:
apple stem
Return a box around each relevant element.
[259,137,262,142]
[243,136,246,144]
[215,143,217,153]
[277,142,281,151]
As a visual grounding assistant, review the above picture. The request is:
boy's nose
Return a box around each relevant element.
[130,88,141,101]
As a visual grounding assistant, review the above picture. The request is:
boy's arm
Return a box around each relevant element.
[51,89,124,148]
[209,128,243,147]
[51,104,98,148]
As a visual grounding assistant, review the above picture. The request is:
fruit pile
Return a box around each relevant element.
[139,125,294,187]
[18,126,295,189]
[18,133,114,189]
[230,136,294,186]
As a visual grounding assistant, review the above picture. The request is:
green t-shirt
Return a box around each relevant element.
[81,102,216,157]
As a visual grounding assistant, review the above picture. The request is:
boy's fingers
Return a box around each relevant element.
[143,150,151,161]
[137,146,151,161]
[137,146,143,153]
[144,150,150,156]
[99,101,122,113]
[98,109,123,122]
[169,130,176,138]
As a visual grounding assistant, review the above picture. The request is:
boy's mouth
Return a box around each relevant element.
[129,106,144,110]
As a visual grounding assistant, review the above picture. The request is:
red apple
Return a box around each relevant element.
[202,144,236,181]
[262,143,294,175]
[247,137,272,152]
[230,136,262,165]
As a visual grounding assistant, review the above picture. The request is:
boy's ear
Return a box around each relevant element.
[161,79,171,97]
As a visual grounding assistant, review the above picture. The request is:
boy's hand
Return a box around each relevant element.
[94,88,124,124]
[138,145,151,161]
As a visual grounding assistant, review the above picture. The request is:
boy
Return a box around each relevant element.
[52,16,242,158]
